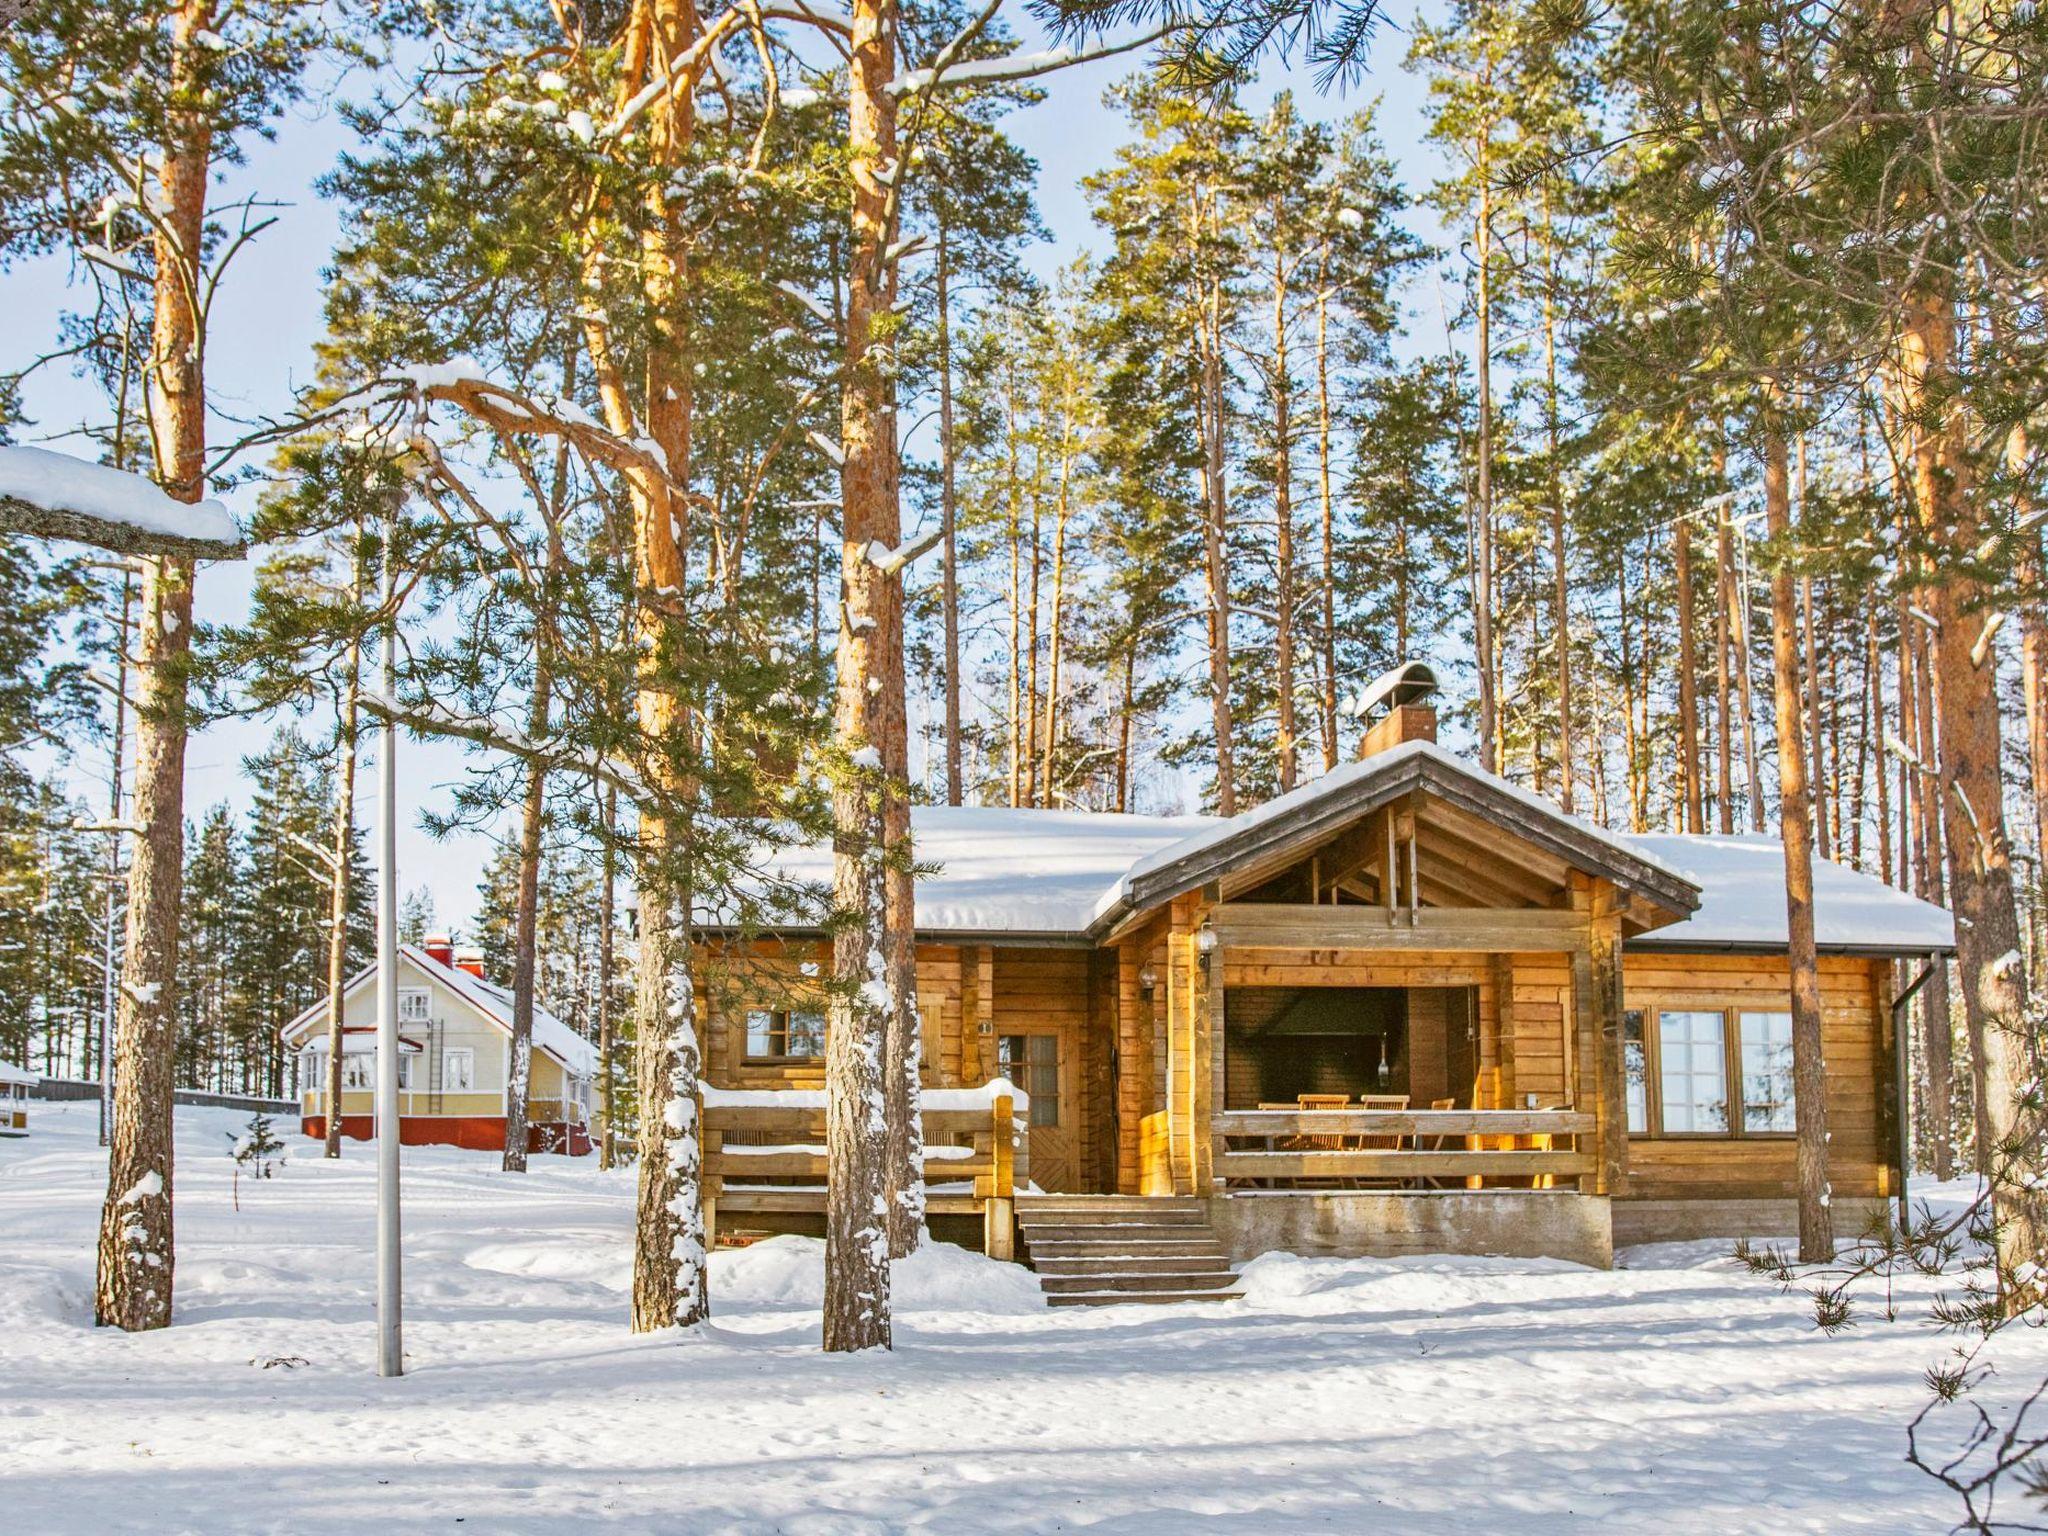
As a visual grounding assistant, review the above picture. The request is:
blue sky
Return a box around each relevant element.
[13,6,1455,937]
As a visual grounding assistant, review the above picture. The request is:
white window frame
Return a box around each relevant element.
[443,1047,476,1093]
[398,988,432,1024]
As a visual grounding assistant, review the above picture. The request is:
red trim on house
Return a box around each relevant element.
[301,1114,592,1157]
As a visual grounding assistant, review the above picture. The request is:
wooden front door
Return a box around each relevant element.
[999,1031,1077,1191]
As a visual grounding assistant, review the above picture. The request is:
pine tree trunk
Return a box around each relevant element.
[825,0,899,1351]
[1715,471,1736,833]
[1542,204,1573,812]
[1271,248,1298,794]
[586,0,709,1333]
[322,575,363,1160]
[1675,515,1704,832]
[502,659,552,1173]
[1896,284,2041,1309]
[2011,456,2047,944]
[596,783,617,1172]
[1802,573,1830,859]
[96,0,214,1333]
[1763,422,1833,1264]
[937,223,964,808]
[1023,475,1042,808]
[1472,164,1498,775]
[1732,537,1765,834]
[1041,448,1073,800]
[1870,610,1892,885]
[1315,283,1339,773]
[1902,577,1957,1179]
[1194,252,1236,813]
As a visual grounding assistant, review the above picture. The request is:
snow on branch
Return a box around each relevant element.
[358,690,650,805]
[377,369,676,494]
[603,10,747,140]
[1970,612,2005,668]
[0,446,245,560]
[887,26,1169,98]
[862,525,942,577]
[772,278,836,327]
[806,429,846,466]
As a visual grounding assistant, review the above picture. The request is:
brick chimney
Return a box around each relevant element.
[1351,661,1441,760]
[453,946,487,979]
[424,933,455,968]
[1358,701,1437,759]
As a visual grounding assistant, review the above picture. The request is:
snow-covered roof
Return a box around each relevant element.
[762,806,1215,937]
[1114,740,1697,918]
[1624,835,1954,954]
[280,946,596,1077]
[732,744,1952,956]
[424,950,597,1077]
[0,1060,39,1088]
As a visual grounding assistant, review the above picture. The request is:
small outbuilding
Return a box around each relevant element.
[0,1061,36,1137]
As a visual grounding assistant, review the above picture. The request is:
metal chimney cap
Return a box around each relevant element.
[1347,660,1439,722]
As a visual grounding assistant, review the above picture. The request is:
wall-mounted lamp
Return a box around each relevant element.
[1137,964,1158,994]
[1196,927,1218,955]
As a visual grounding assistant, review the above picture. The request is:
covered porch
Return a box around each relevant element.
[1104,750,1699,1266]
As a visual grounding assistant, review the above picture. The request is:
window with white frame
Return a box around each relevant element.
[342,1053,373,1090]
[1627,1003,1799,1138]
[443,1048,475,1092]
[398,988,432,1024]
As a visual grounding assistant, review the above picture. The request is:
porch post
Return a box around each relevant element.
[1570,875,1629,1197]
[1116,941,1145,1194]
[1165,896,1215,1195]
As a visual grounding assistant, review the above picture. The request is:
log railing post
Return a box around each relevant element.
[984,1091,1015,1261]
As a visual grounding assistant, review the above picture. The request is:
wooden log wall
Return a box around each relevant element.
[1618,951,1893,1202]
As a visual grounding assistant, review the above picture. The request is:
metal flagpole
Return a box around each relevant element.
[376,510,404,1378]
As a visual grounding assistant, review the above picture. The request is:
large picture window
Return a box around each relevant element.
[1626,1004,1798,1138]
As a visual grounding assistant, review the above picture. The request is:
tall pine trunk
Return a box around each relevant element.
[1896,285,2041,1308]
[1270,247,1298,793]
[596,783,618,1172]
[322,541,364,1160]
[1193,241,1236,813]
[1675,514,1704,832]
[502,658,552,1173]
[1472,162,1498,774]
[1901,574,1957,1178]
[585,0,710,1333]
[825,0,901,1349]
[937,223,964,808]
[1763,421,1832,1263]
[96,0,214,1333]
[1542,202,1573,811]
[1315,282,1339,773]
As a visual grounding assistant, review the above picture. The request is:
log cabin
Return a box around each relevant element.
[701,671,1954,1281]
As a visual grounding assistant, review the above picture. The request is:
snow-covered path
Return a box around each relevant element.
[0,1100,2031,1533]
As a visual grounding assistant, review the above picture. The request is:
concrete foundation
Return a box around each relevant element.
[1208,1191,1614,1269]
[1611,1196,1893,1249]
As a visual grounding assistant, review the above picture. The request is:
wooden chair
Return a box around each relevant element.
[1292,1094,1352,1188]
[1418,1097,1458,1189]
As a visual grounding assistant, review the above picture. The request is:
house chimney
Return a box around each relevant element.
[1350,661,1440,760]
[453,945,487,979]
[424,933,455,968]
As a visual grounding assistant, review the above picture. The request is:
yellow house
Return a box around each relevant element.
[281,938,596,1155]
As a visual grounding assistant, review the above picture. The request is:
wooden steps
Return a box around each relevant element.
[1014,1195,1242,1307]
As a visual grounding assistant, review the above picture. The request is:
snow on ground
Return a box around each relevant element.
[2,1100,2038,1534]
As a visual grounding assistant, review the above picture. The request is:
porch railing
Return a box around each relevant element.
[1213,1108,1596,1190]
[702,1080,1031,1257]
